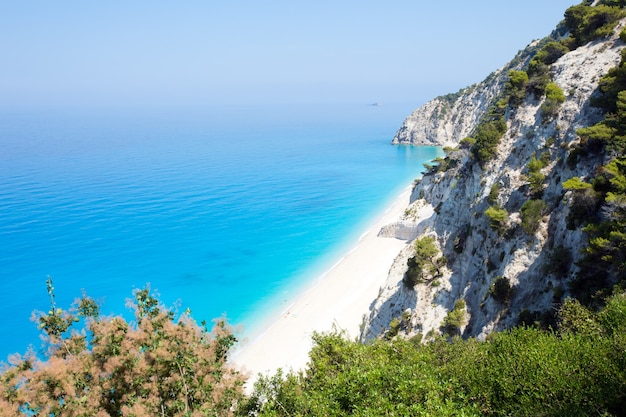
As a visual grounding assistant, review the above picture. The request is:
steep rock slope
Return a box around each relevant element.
[392,82,501,149]
[392,43,542,148]
[362,20,626,342]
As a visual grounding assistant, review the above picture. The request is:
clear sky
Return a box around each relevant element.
[0,1,579,108]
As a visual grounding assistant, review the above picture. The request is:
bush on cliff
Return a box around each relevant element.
[505,70,529,107]
[564,4,625,48]
[485,205,509,232]
[403,236,444,288]
[541,82,566,120]
[520,199,547,235]
[471,116,507,166]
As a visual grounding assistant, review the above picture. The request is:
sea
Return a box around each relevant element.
[0,102,441,360]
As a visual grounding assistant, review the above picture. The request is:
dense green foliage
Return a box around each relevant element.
[541,82,566,120]
[0,279,245,416]
[533,41,569,66]
[403,236,444,288]
[441,299,466,335]
[469,106,507,166]
[489,276,512,303]
[526,52,554,99]
[568,37,626,302]
[241,293,626,416]
[563,176,592,190]
[520,199,547,235]
[484,205,508,232]
[601,0,626,8]
[488,182,500,204]
[564,3,625,48]
[504,70,528,107]
[526,154,547,196]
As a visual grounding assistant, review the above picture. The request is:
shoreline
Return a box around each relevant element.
[230,183,413,380]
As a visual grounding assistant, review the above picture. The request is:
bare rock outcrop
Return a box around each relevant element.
[391,43,542,148]
[392,82,500,148]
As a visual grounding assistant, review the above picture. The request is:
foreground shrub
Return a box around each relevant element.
[0,278,245,416]
[241,293,626,416]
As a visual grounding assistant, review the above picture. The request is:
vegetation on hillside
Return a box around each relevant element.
[240,293,626,416]
[469,0,625,166]
[403,236,445,288]
[565,29,626,304]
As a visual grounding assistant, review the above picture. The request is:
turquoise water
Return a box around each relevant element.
[0,103,440,359]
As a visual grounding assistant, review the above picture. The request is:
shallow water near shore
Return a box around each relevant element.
[0,102,440,359]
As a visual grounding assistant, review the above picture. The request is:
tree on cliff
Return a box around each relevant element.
[0,278,245,416]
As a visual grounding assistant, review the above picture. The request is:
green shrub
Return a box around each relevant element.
[545,245,573,278]
[564,4,626,48]
[541,82,566,120]
[527,155,547,196]
[442,299,466,335]
[526,59,551,98]
[520,199,546,235]
[600,0,626,7]
[566,187,602,229]
[490,276,513,303]
[534,41,570,65]
[459,136,476,149]
[472,116,507,165]
[403,236,443,288]
[505,70,529,107]
[563,176,593,190]
[488,183,500,204]
[527,154,545,172]
[385,317,401,340]
[558,298,603,336]
[243,293,626,417]
[485,205,508,231]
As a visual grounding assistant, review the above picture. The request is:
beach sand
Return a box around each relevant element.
[231,185,411,381]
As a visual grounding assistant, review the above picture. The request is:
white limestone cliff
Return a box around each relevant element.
[362,21,626,342]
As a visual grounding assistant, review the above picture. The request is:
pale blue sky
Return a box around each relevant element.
[1,1,578,108]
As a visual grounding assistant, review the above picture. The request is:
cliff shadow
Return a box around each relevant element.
[361,278,418,341]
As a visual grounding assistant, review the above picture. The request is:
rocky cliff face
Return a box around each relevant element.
[362,20,626,342]
[392,82,500,149]
[391,44,537,148]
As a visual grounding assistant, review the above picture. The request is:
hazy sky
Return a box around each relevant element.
[1,1,578,108]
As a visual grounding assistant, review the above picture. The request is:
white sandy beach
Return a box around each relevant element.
[231,185,412,381]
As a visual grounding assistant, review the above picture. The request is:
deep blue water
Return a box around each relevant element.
[0,103,440,359]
